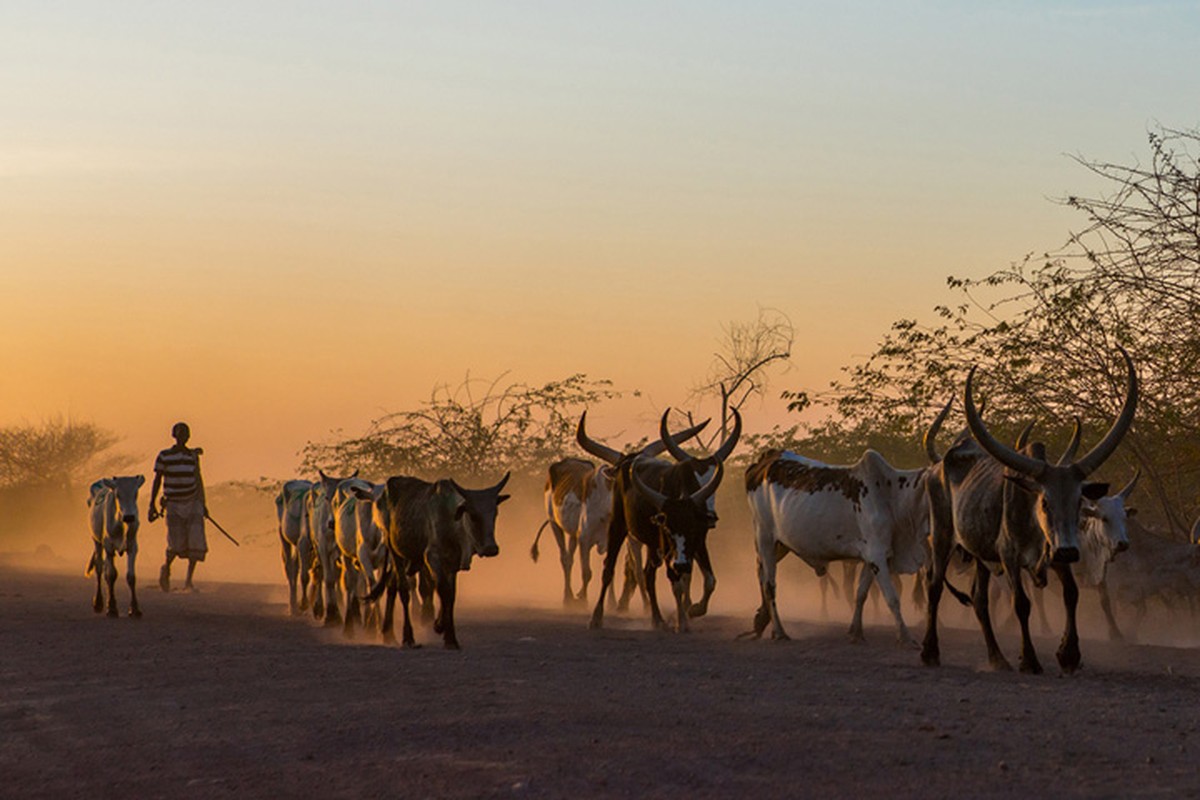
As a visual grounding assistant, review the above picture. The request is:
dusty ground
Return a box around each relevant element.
[3,552,1200,800]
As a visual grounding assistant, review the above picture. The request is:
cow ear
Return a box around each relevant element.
[136,475,145,488]
[454,505,469,520]
[1002,474,1038,494]
[1082,482,1110,501]
[103,478,116,488]
[1125,507,1138,517]
[497,494,510,505]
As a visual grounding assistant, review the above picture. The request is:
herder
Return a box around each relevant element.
[148,422,207,591]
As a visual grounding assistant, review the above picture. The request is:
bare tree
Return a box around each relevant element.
[690,308,794,447]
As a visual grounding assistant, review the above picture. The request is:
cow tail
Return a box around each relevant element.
[530,520,550,563]
[944,576,972,608]
[85,552,96,576]
[364,558,391,603]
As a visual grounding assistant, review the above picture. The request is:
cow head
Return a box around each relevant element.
[576,411,709,468]
[105,475,145,526]
[449,472,510,562]
[658,408,741,528]
[965,348,1138,565]
[312,469,357,537]
[630,459,723,578]
[1079,469,1138,578]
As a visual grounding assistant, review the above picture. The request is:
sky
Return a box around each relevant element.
[2,1,1198,482]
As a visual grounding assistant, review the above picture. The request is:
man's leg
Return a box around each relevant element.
[160,552,175,592]
[184,558,198,590]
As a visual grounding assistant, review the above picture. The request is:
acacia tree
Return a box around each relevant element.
[775,125,1200,531]
[687,308,794,450]
[300,373,622,481]
[0,418,129,489]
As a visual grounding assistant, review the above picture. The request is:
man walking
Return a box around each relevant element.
[148,422,207,591]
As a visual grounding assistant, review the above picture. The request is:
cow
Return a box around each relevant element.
[1077,472,1138,640]
[307,469,357,626]
[1100,520,1200,639]
[657,409,742,618]
[920,348,1138,674]
[333,476,383,637]
[366,473,510,649]
[577,410,733,632]
[530,458,615,606]
[275,479,314,615]
[744,445,931,644]
[86,476,146,618]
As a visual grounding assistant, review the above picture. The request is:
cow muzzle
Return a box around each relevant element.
[122,515,137,525]
[480,543,499,558]
[1051,546,1080,564]
[1115,540,1129,553]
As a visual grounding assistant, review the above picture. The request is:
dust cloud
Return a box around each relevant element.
[5,475,1198,650]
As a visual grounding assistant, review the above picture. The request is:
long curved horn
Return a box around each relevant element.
[1118,467,1141,500]
[491,471,511,494]
[629,460,667,509]
[576,411,624,465]
[1072,347,1139,478]
[1191,516,1200,546]
[1015,420,1035,450]
[924,398,953,463]
[1056,417,1082,465]
[660,408,696,462]
[642,417,709,460]
[712,408,742,463]
[690,460,724,504]
[964,366,1047,479]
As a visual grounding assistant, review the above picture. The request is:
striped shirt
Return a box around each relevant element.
[154,447,202,501]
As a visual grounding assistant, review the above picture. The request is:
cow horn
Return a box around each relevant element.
[690,460,725,504]
[642,417,709,460]
[1056,417,1082,466]
[629,459,667,509]
[659,409,699,462]
[491,471,511,494]
[1015,420,1035,450]
[712,408,742,463]
[1071,347,1139,478]
[923,398,953,463]
[1118,467,1140,500]
[964,366,1047,479]
[1191,516,1200,546]
[576,411,624,465]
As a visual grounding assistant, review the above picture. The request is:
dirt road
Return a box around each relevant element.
[3,562,1199,799]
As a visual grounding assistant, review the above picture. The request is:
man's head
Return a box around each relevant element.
[171,422,191,446]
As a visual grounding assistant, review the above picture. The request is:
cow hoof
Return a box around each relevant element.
[920,648,940,668]
[93,602,104,613]
[847,630,865,644]
[687,603,709,619]
[382,633,398,646]
[899,635,920,650]
[1056,651,1081,674]
[323,614,342,628]
[444,641,461,651]
[106,607,118,618]
[129,608,142,619]
[587,617,603,630]
[402,641,421,650]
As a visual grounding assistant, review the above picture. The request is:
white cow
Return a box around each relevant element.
[308,469,357,626]
[87,476,146,618]
[530,457,614,605]
[333,475,383,637]
[745,449,929,643]
[275,479,314,615]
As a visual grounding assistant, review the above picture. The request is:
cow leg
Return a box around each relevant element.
[323,552,342,627]
[341,560,360,639]
[380,576,398,646]
[1052,564,1082,674]
[281,538,300,615]
[578,543,593,604]
[126,534,141,618]
[920,495,954,667]
[1098,581,1124,642]
[1008,566,1040,674]
[310,556,325,619]
[818,573,831,620]
[686,540,717,619]
[643,557,668,631]
[1033,582,1053,636]
[669,569,690,633]
[550,522,573,606]
[91,541,105,613]
[435,571,460,650]
[872,560,916,647]
[617,544,646,612]
[848,562,873,642]
[397,571,420,648]
[752,535,789,640]
[417,568,436,624]
[104,542,119,618]
[589,513,628,630]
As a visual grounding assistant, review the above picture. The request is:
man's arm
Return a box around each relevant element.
[148,471,163,521]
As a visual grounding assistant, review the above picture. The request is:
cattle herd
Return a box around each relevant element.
[85,348,1200,671]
